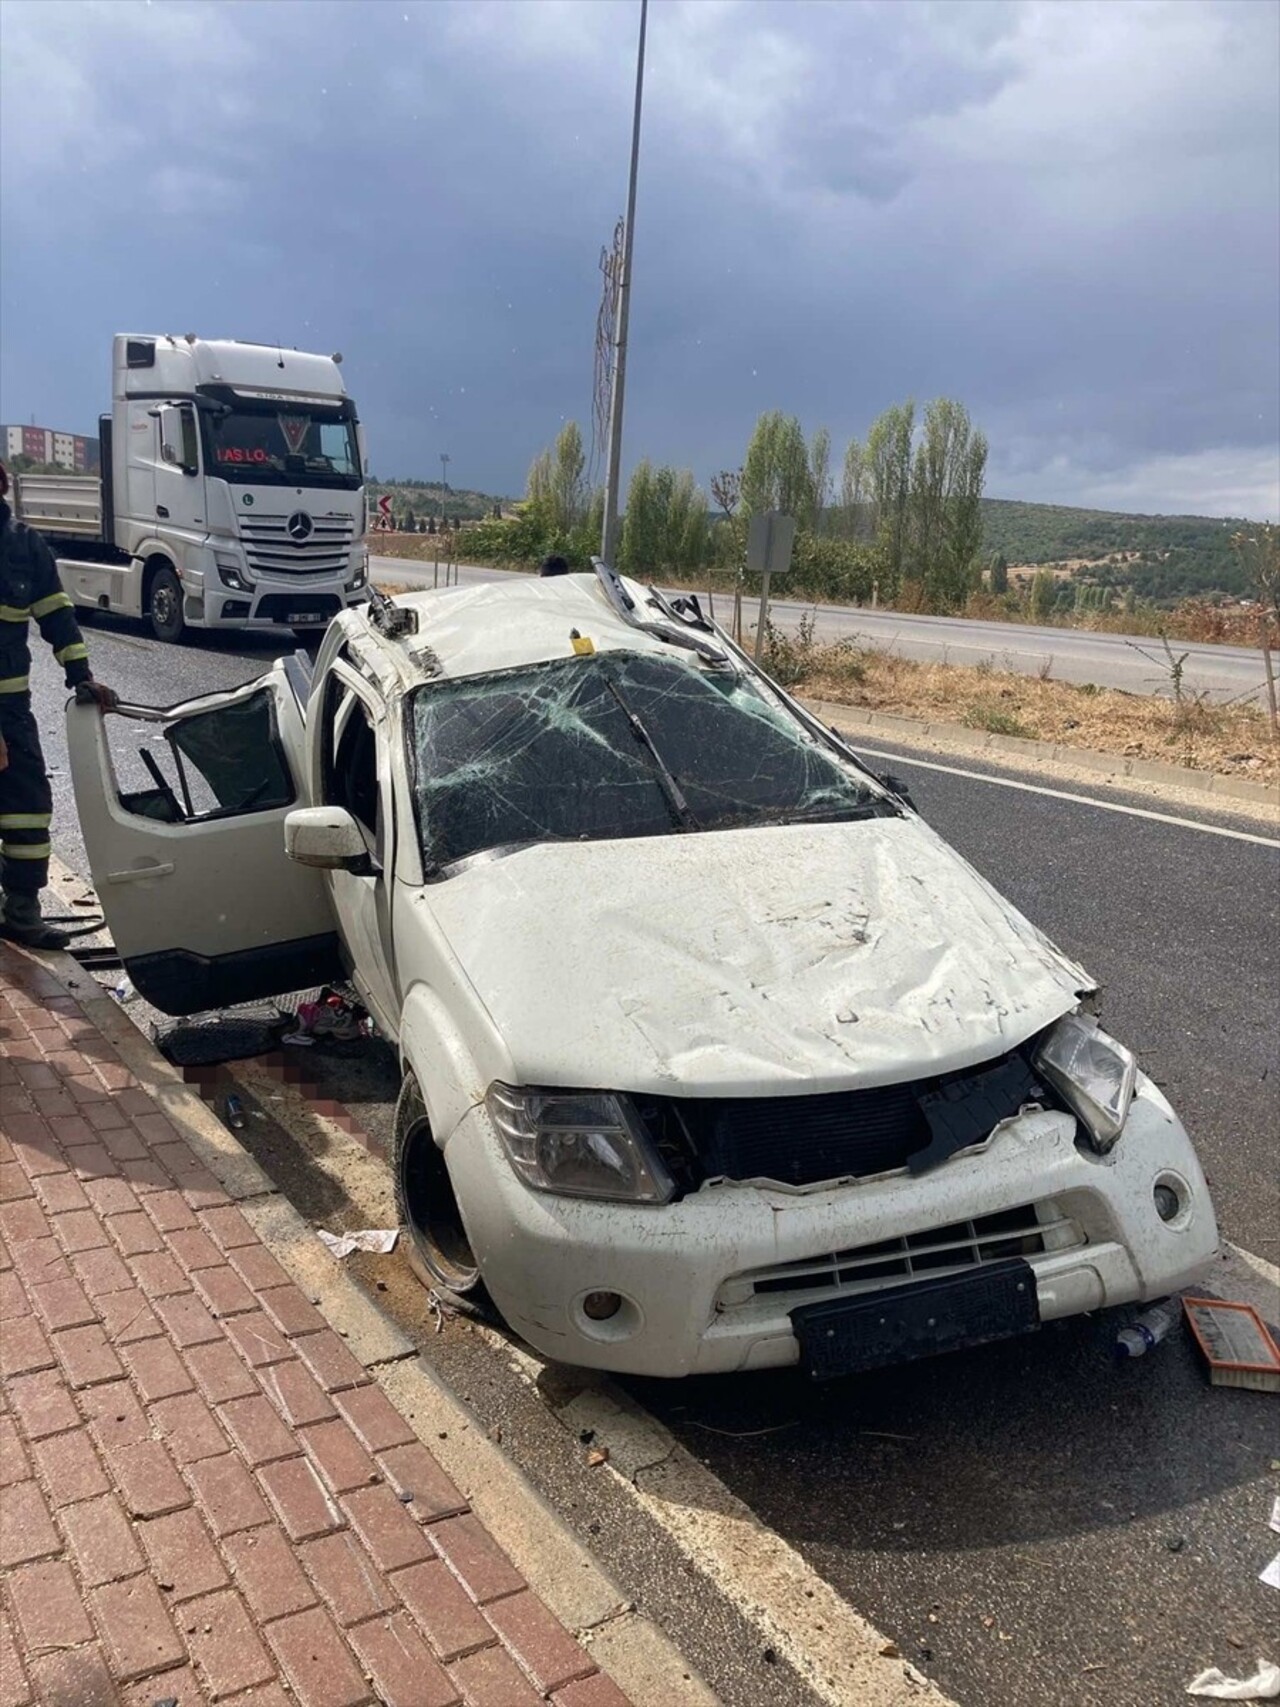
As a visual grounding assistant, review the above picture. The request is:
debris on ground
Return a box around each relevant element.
[1185,1658,1280,1699]
[1182,1297,1280,1392]
[1261,1556,1280,1592]
[316,1227,399,1258]
[158,1014,289,1066]
[587,1447,610,1467]
[292,989,372,1043]
[1115,1299,1180,1360]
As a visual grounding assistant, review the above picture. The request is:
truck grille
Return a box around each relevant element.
[239,512,355,577]
[717,1203,1084,1311]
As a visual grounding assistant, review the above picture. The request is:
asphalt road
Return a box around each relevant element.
[372,553,1271,703]
[30,615,1280,1707]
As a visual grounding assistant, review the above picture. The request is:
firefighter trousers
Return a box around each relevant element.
[0,701,54,895]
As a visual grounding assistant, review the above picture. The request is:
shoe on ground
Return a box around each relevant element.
[0,891,71,951]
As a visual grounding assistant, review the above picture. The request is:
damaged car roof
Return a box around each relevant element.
[386,571,691,682]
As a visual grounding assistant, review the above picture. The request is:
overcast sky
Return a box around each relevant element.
[1,0,1277,518]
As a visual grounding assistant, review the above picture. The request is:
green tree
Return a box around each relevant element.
[620,462,710,577]
[550,421,586,533]
[990,551,1009,594]
[740,412,815,522]
[864,402,914,589]
[906,398,988,609]
[839,438,868,539]
[1029,569,1056,621]
[808,427,831,531]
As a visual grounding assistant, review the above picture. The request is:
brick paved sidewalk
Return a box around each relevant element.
[0,943,630,1707]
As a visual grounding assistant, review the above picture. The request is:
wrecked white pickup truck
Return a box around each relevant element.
[67,565,1219,1379]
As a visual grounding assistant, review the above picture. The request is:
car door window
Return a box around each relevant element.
[322,676,383,864]
[107,689,296,824]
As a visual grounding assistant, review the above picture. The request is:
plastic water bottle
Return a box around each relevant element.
[1115,1300,1181,1359]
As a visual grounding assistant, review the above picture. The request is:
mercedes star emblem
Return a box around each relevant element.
[286,511,313,542]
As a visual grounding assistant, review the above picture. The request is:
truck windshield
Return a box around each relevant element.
[201,405,360,488]
[407,651,891,874]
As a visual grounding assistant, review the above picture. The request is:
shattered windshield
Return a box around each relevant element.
[408,651,888,873]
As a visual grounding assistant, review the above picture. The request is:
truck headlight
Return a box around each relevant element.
[486,1084,674,1203]
[1035,1014,1136,1153]
[215,555,252,593]
[349,548,368,590]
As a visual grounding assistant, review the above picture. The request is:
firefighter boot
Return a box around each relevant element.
[0,888,71,950]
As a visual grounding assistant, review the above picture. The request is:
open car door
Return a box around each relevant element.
[67,660,343,1015]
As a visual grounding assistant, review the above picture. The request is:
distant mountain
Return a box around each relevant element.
[981,498,1246,600]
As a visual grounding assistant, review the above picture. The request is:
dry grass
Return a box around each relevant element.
[795,643,1278,785]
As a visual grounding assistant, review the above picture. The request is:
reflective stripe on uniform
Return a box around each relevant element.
[1,842,52,859]
[0,604,30,622]
[0,814,52,830]
[54,642,89,666]
[0,675,30,693]
[30,591,73,620]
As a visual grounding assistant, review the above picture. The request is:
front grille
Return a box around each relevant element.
[717,1203,1084,1310]
[239,512,355,578]
[660,1048,1050,1189]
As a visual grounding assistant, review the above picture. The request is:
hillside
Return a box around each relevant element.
[981,498,1246,600]
[366,477,510,528]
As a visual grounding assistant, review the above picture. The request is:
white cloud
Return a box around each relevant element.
[993,445,1280,521]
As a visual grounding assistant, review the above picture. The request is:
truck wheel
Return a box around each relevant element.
[147,565,185,644]
[393,1072,494,1318]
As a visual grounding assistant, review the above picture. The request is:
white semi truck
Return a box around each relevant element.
[13,334,369,642]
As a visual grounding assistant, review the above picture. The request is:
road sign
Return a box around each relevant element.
[746,511,796,577]
[377,494,392,518]
[746,511,797,662]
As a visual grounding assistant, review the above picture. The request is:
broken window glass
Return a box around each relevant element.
[408,651,888,873]
[109,689,294,823]
[165,691,293,817]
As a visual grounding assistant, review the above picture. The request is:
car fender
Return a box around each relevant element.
[397,981,508,1144]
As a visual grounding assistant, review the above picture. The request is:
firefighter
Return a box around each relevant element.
[0,459,117,948]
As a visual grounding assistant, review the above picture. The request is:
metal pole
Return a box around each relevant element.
[753,571,771,664]
[600,0,648,565]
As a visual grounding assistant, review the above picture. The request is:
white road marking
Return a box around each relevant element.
[494,1337,956,1707]
[853,746,1280,848]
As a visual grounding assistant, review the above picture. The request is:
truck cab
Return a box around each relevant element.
[22,334,370,642]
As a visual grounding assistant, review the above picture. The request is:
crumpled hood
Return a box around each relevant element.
[423,817,1093,1096]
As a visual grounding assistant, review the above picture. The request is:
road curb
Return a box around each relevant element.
[40,921,716,1707]
[803,698,1280,810]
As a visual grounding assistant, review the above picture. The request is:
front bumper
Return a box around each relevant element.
[446,1077,1218,1378]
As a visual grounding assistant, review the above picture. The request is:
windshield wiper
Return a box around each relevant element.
[602,677,696,830]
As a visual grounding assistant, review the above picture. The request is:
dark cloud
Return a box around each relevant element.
[1,0,1275,517]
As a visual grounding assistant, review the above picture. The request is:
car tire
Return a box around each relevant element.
[393,1072,495,1319]
[147,564,186,644]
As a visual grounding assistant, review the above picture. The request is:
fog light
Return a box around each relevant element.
[1154,1183,1180,1222]
[582,1290,622,1321]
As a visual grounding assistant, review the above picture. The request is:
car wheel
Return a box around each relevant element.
[393,1072,494,1318]
[147,564,186,644]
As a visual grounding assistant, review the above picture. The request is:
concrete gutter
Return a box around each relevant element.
[802,698,1280,811]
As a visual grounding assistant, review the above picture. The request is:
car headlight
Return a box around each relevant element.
[1035,1013,1136,1152]
[486,1084,675,1203]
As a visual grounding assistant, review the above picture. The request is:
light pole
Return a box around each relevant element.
[439,453,450,526]
[600,0,648,565]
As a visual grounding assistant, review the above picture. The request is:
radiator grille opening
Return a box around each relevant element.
[717,1203,1084,1311]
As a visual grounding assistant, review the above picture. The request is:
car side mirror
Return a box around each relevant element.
[284,806,372,872]
[875,771,917,812]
